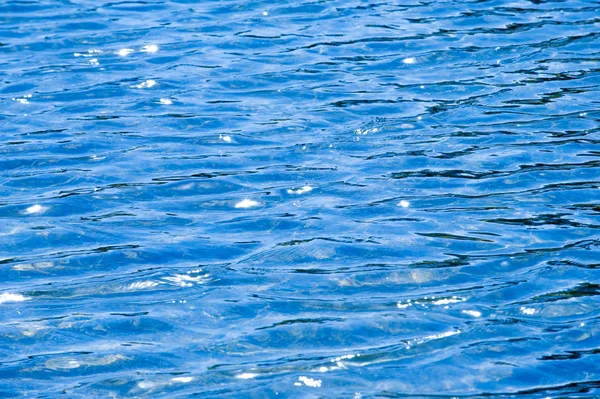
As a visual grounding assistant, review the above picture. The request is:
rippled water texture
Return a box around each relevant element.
[1,0,600,397]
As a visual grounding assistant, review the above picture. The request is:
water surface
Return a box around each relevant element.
[1,0,600,398]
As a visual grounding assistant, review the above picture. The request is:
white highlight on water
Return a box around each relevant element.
[137,381,155,389]
[142,44,159,53]
[13,94,32,104]
[462,309,482,318]
[25,204,47,214]
[133,80,157,89]
[74,50,102,58]
[235,199,260,209]
[287,185,313,195]
[159,98,173,105]
[0,293,29,304]
[403,57,416,64]
[171,377,194,383]
[433,297,465,305]
[298,376,321,388]
[397,301,411,309]
[236,373,259,379]
[219,134,232,143]
[116,48,134,56]
[163,273,209,287]
[398,200,410,208]
[355,127,378,135]
[520,307,535,315]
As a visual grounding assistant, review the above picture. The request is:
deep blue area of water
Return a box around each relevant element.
[1,0,600,398]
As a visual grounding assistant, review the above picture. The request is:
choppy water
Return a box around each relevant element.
[1,0,600,397]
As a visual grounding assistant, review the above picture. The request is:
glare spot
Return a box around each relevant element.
[319,366,328,372]
[171,377,194,383]
[142,44,159,53]
[0,293,29,304]
[13,95,31,104]
[159,98,173,105]
[235,199,260,209]
[89,58,99,66]
[580,322,585,327]
[520,307,535,315]
[132,79,157,89]
[116,48,134,57]
[397,301,411,309]
[163,272,209,287]
[25,204,47,214]
[403,57,416,64]
[462,309,482,318]
[75,49,101,58]
[433,297,465,305]
[219,134,232,143]
[355,127,379,135]
[398,200,410,208]
[236,373,258,379]
[298,376,322,388]
[287,185,313,195]
[263,11,268,16]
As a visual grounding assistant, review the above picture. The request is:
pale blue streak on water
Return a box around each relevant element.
[0,0,600,398]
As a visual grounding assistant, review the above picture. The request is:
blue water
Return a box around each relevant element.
[1,0,600,397]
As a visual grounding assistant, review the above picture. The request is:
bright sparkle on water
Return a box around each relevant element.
[398,200,410,208]
[0,293,29,304]
[234,199,260,209]
[287,185,313,195]
[24,204,47,214]
[132,79,157,89]
[141,44,159,53]
[116,48,134,56]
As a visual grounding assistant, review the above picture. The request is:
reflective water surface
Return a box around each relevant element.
[1,0,600,397]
